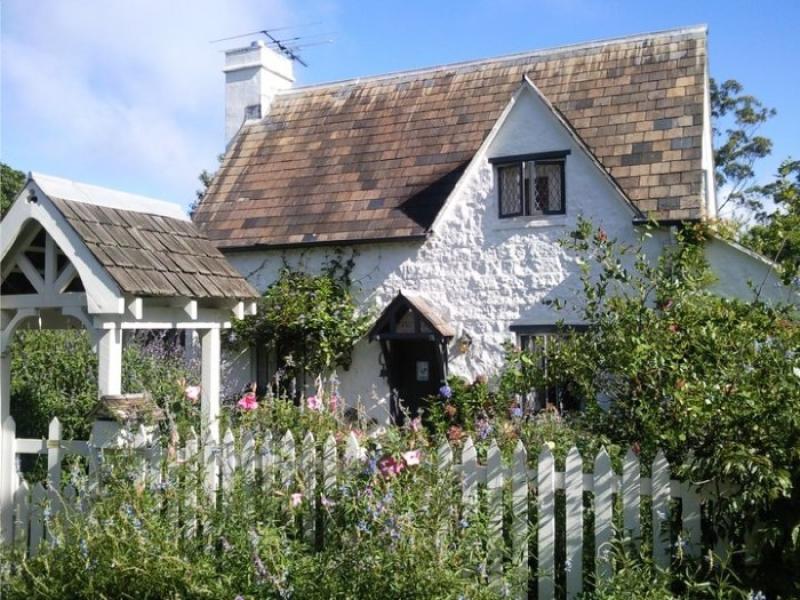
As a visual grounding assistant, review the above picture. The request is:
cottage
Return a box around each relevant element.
[193,26,794,423]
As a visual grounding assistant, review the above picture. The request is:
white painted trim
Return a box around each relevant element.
[430,78,641,235]
[0,293,87,310]
[54,263,78,294]
[0,309,37,354]
[30,172,188,222]
[1,182,125,314]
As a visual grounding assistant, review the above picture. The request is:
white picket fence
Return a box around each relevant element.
[4,416,702,599]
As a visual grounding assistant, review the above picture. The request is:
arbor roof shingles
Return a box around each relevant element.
[195,26,709,249]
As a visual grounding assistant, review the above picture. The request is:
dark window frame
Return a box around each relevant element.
[492,150,569,219]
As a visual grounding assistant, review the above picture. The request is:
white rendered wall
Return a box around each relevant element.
[225,86,653,421]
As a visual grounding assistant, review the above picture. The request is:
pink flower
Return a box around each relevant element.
[402,449,422,466]
[408,417,422,432]
[291,492,303,507]
[328,394,339,412]
[237,392,258,411]
[378,456,405,477]
[184,385,201,404]
[306,395,323,411]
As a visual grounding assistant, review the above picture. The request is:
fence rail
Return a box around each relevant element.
[3,416,702,599]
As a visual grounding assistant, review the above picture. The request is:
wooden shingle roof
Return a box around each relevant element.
[195,26,709,249]
[32,173,258,299]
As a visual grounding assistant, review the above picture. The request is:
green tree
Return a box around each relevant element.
[744,159,800,285]
[710,78,776,215]
[1,162,26,217]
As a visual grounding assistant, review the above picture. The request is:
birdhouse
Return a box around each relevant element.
[88,392,165,448]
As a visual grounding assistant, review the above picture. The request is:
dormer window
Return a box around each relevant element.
[491,150,569,218]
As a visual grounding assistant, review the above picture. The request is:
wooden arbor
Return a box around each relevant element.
[0,173,258,543]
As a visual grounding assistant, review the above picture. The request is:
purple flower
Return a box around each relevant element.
[439,385,452,399]
[510,406,523,418]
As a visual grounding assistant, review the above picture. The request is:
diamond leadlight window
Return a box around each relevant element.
[498,164,523,217]
[496,155,566,218]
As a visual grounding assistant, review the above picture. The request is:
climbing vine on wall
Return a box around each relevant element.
[232,250,371,382]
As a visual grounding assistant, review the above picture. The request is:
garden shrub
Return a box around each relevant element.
[498,218,800,597]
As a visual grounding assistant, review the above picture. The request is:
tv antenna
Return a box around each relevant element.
[210,24,334,67]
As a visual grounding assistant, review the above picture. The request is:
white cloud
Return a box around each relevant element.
[1,0,296,208]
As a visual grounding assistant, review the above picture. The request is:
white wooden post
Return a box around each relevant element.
[594,448,613,580]
[97,327,122,397]
[200,327,220,437]
[200,328,221,494]
[1,414,16,545]
[0,350,15,545]
[537,445,555,600]
[565,447,583,598]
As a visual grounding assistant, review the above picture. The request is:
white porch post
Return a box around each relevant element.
[200,328,221,440]
[200,328,221,494]
[97,327,123,397]
[0,351,14,544]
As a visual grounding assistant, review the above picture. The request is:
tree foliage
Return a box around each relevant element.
[744,158,800,284]
[501,219,800,596]
[710,79,776,214]
[1,162,26,218]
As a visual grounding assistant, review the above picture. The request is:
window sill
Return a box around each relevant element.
[493,215,568,231]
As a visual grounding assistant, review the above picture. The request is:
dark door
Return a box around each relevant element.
[388,339,444,423]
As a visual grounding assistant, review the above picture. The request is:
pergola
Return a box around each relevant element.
[0,173,258,542]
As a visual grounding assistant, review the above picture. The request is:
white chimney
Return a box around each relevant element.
[223,40,294,145]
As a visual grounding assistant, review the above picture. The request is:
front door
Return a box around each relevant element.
[388,339,443,423]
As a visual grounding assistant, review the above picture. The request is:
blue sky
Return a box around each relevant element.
[2,0,798,211]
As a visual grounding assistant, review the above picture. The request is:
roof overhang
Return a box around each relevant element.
[369,290,455,342]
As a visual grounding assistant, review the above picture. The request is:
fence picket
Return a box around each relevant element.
[281,430,296,490]
[184,434,199,538]
[241,431,255,483]
[222,429,237,493]
[343,432,362,467]
[29,482,45,557]
[511,440,528,600]
[322,435,337,495]
[622,448,641,545]
[565,446,583,598]
[260,431,274,493]
[537,445,555,600]
[5,417,707,587]
[462,437,478,513]
[652,450,670,568]
[682,480,701,558]
[13,480,29,548]
[487,440,504,588]
[594,447,613,580]
[47,418,63,491]
[302,431,317,545]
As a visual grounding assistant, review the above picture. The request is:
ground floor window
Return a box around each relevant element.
[513,325,585,413]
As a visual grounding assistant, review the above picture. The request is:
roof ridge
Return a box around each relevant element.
[30,171,190,222]
[279,24,707,95]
